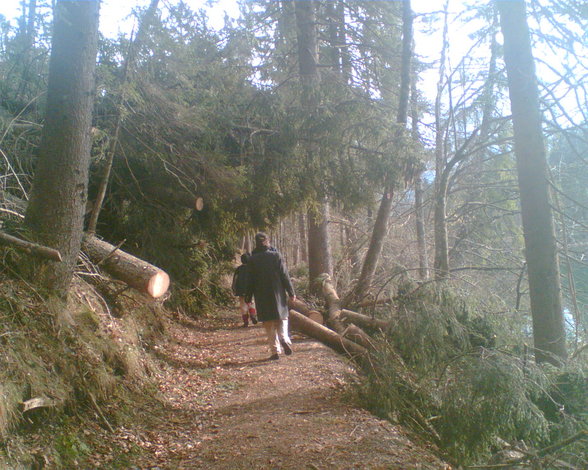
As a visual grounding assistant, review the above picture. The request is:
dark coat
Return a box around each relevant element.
[231,265,249,297]
[245,246,295,321]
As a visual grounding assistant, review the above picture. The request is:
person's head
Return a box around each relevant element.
[254,232,270,249]
[240,253,250,264]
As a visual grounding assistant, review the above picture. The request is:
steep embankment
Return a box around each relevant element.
[107,311,448,469]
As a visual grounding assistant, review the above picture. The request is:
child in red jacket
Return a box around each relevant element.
[232,253,258,327]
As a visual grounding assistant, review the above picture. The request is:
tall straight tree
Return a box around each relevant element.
[294,0,333,293]
[25,0,100,296]
[496,0,567,364]
[433,0,450,280]
[349,0,413,302]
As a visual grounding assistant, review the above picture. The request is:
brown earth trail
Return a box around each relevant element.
[124,311,447,469]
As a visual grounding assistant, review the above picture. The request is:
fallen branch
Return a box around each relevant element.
[21,396,56,413]
[0,231,63,261]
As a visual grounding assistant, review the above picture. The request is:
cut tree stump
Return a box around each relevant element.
[288,297,324,324]
[82,235,170,298]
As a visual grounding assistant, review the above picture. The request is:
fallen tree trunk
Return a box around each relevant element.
[82,235,169,298]
[341,309,389,331]
[289,309,367,359]
[0,191,170,298]
[320,274,374,348]
[0,231,63,262]
[288,297,324,324]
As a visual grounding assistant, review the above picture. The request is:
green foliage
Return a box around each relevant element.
[434,353,550,463]
[356,284,571,466]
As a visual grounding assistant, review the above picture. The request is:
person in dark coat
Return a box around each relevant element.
[245,232,296,360]
[232,253,258,327]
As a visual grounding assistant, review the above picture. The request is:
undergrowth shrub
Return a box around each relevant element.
[357,282,587,466]
[0,272,165,467]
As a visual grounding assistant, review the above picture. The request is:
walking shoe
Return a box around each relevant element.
[250,315,258,325]
[269,353,279,361]
[280,340,293,356]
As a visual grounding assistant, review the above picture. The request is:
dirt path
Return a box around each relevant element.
[128,311,447,469]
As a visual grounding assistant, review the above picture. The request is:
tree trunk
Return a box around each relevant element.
[433,1,450,281]
[433,180,449,279]
[26,0,36,49]
[414,177,429,279]
[298,212,307,263]
[411,61,429,280]
[289,310,367,359]
[288,297,324,324]
[350,0,413,301]
[24,0,100,295]
[351,189,394,302]
[295,0,333,295]
[340,309,389,331]
[2,191,170,299]
[307,200,333,293]
[497,0,567,365]
[321,274,374,349]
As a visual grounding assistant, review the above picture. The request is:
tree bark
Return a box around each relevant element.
[351,189,394,302]
[288,296,323,324]
[411,61,429,280]
[497,0,567,365]
[433,173,450,280]
[24,0,100,295]
[321,274,374,350]
[307,200,333,292]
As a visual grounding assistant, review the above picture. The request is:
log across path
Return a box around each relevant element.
[123,310,447,469]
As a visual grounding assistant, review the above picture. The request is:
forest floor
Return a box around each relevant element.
[99,310,449,469]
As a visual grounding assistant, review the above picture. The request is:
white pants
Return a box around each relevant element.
[262,318,291,354]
